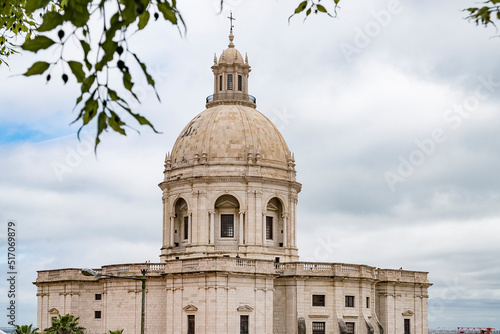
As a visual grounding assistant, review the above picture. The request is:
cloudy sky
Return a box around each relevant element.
[1,0,500,329]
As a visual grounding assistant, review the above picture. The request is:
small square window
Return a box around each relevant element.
[346,322,355,334]
[345,295,355,307]
[312,322,326,334]
[94,311,101,319]
[95,293,102,300]
[312,294,325,307]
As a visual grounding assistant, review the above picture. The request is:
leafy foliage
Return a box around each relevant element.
[2,0,184,150]
[43,314,85,334]
[2,0,500,149]
[14,324,39,334]
[288,0,339,22]
[465,0,500,28]
[108,330,124,334]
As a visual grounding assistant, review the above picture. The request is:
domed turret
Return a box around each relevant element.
[159,26,301,263]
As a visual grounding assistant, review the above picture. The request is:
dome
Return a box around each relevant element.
[219,47,244,65]
[169,104,291,171]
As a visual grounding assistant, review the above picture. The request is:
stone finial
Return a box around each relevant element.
[164,152,172,170]
[245,53,248,64]
[247,152,253,164]
[194,154,200,165]
[255,152,261,165]
[201,152,207,164]
[228,30,235,48]
[213,53,217,65]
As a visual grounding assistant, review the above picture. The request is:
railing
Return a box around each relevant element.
[35,259,429,284]
[206,93,256,104]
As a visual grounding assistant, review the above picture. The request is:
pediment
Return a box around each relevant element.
[237,305,254,312]
[216,199,239,208]
[48,308,59,315]
[183,304,198,312]
[266,202,279,211]
[402,309,414,316]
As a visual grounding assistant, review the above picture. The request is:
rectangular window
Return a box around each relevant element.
[404,319,411,334]
[94,311,101,319]
[95,293,102,300]
[188,315,195,334]
[266,216,273,240]
[219,75,222,91]
[312,294,325,307]
[346,322,355,334]
[227,74,233,90]
[366,296,370,308]
[312,322,326,334]
[240,315,249,334]
[238,75,242,91]
[345,295,355,307]
[221,214,234,237]
[184,216,189,240]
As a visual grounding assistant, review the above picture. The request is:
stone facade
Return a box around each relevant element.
[35,29,431,334]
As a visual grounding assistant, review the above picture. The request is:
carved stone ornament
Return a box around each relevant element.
[237,305,254,312]
[48,307,60,315]
[183,304,198,312]
[402,309,414,316]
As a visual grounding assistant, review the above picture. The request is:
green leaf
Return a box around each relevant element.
[127,110,160,133]
[316,4,327,13]
[294,1,308,14]
[25,0,51,13]
[38,12,64,32]
[68,61,85,82]
[80,39,92,70]
[23,61,50,76]
[138,11,150,30]
[158,2,177,24]
[21,36,55,53]
[108,111,126,135]
[81,75,96,94]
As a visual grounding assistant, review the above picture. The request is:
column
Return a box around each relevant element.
[282,214,287,247]
[188,212,192,244]
[170,216,175,247]
[209,211,215,244]
[262,212,266,245]
[239,211,245,245]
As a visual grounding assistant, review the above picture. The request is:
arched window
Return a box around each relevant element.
[265,198,284,247]
[174,198,188,246]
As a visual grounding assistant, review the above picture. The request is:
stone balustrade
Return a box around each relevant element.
[37,258,429,284]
